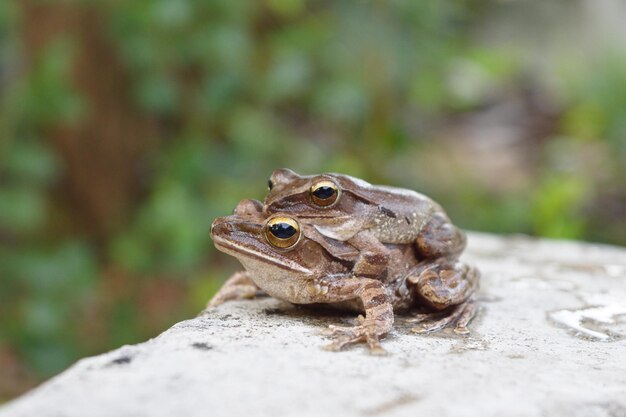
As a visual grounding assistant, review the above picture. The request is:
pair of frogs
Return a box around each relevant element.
[209,169,479,353]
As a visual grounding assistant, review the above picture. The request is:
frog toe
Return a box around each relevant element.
[453,325,470,335]
[323,332,364,351]
[411,319,448,334]
[410,299,477,335]
[322,324,388,354]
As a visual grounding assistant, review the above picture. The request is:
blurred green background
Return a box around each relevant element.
[1,0,625,401]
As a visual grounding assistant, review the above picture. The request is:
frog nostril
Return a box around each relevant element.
[210,218,229,236]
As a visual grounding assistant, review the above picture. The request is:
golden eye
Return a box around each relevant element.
[309,180,340,207]
[265,217,301,249]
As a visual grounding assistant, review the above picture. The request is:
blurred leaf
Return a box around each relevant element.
[110,178,211,273]
[0,186,47,234]
[3,140,59,185]
[262,50,311,102]
[312,81,369,124]
[531,175,588,239]
[18,39,84,127]
[267,0,305,18]
[136,73,179,114]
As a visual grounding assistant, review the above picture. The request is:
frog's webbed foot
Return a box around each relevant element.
[206,271,262,308]
[323,316,387,355]
[409,298,477,335]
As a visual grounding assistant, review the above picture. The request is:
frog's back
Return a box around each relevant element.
[357,184,440,244]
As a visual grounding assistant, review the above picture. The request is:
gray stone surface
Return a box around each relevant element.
[2,233,626,417]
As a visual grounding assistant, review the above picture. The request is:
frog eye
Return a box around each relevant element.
[309,180,340,207]
[267,178,273,191]
[265,217,301,249]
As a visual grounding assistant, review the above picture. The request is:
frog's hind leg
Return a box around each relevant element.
[409,298,476,335]
[206,271,263,308]
[406,259,479,334]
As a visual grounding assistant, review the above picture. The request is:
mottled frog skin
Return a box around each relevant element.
[263,169,467,280]
[209,199,479,353]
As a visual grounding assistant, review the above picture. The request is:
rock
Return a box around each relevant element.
[1,233,626,417]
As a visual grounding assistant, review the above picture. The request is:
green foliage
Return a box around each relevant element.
[531,175,588,239]
[0,9,97,378]
[563,54,626,158]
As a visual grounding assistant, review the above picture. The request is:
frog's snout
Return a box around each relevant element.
[211,215,263,240]
[210,217,230,238]
[210,218,218,237]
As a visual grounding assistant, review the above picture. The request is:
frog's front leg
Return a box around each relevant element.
[416,212,466,260]
[407,259,479,334]
[347,230,390,279]
[316,277,394,354]
[207,271,263,308]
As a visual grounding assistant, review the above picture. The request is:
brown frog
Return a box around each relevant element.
[209,199,479,353]
[264,169,467,281]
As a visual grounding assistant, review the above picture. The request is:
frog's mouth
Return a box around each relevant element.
[211,217,312,274]
[213,236,312,274]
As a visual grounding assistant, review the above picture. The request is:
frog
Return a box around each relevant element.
[263,169,467,281]
[208,199,479,353]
